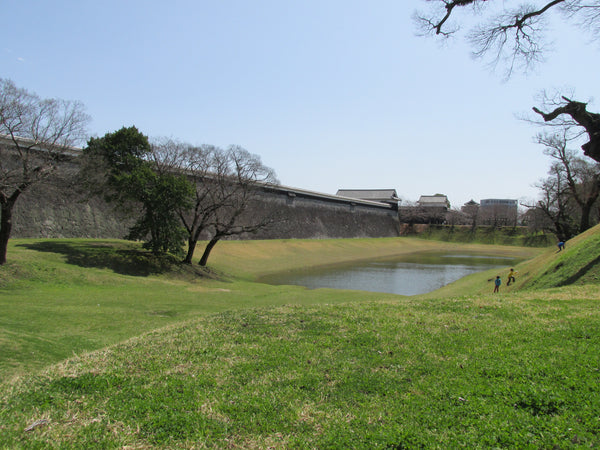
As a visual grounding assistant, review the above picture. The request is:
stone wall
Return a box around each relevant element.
[10,161,400,240]
[240,186,400,239]
[12,162,135,239]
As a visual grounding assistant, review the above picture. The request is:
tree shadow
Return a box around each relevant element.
[16,241,179,276]
[558,253,600,287]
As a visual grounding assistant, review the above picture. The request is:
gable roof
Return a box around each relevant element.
[336,189,399,202]
[417,194,449,208]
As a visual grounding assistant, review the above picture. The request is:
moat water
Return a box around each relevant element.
[259,252,519,296]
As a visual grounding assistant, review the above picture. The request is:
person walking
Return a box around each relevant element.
[558,241,565,251]
[494,275,501,293]
[507,268,517,286]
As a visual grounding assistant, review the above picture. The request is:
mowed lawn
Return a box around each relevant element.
[2,286,600,448]
[4,236,600,448]
[0,237,536,380]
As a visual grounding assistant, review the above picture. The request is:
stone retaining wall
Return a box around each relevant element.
[11,162,400,240]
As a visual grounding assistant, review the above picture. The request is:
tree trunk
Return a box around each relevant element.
[183,238,197,264]
[579,203,593,233]
[0,201,15,265]
[199,237,220,266]
[554,216,574,241]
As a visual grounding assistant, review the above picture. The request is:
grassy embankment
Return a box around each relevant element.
[413,225,555,248]
[0,237,536,380]
[1,229,599,448]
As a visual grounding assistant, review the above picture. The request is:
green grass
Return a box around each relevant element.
[520,225,600,289]
[2,239,407,380]
[1,229,599,448]
[415,225,555,247]
[3,296,600,448]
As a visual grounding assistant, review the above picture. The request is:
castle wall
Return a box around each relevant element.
[241,187,400,239]
[10,161,400,240]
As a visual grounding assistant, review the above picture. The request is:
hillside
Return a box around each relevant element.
[418,223,600,299]
[520,224,600,289]
[1,232,600,448]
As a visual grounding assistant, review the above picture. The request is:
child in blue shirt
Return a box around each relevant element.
[494,276,501,293]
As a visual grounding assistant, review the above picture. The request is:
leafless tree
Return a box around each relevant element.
[398,204,447,225]
[461,200,480,231]
[150,139,279,265]
[445,207,465,228]
[414,0,600,78]
[0,79,89,264]
[415,1,600,181]
[537,130,600,231]
[151,139,222,264]
[532,162,579,239]
[197,146,279,266]
[520,200,554,233]
[532,96,600,164]
[479,202,519,227]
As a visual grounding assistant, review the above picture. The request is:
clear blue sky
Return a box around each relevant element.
[2,1,598,208]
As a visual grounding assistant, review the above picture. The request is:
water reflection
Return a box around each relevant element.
[260,253,518,296]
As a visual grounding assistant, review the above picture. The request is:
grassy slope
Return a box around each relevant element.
[1,237,535,379]
[1,230,599,448]
[2,239,411,380]
[205,237,540,279]
[417,225,555,247]
[417,223,600,299]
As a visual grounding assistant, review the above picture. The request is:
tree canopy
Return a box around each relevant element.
[85,131,278,264]
[84,127,193,257]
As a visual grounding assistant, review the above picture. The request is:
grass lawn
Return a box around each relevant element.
[1,233,599,448]
[0,237,538,380]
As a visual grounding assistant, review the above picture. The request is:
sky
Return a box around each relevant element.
[2,1,598,208]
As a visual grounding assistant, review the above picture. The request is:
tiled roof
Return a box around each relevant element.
[417,195,449,207]
[336,189,398,200]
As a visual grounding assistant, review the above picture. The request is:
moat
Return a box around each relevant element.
[260,252,520,296]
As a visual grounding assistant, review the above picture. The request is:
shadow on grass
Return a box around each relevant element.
[16,241,179,277]
[559,253,600,287]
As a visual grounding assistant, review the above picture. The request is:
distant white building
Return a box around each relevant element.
[479,199,518,226]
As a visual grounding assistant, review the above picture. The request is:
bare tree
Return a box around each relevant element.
[398,203,446,226]
[537,130,600,231]
[415,1,600,192]
[414,0,600,77]
[150,139,279,265]
[150,139,222,264]
[197,146,279,266]
[532,163,579,239]
[461,200,480,231]
[0,79,89,264]
[445,207,465,228]
[479,202,519,227]
[533,96,600,164]
[520,199,554,233]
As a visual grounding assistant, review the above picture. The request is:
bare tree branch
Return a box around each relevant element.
[537,130,600,231]
[532,97,600,162]
[0,79,89,264]
[415,0,600,75]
